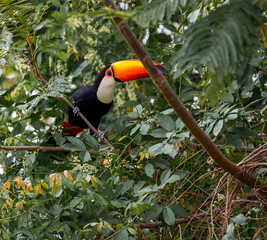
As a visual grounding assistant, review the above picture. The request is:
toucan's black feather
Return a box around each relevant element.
[66,65,112,130]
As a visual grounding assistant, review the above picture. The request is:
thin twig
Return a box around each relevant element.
[0,145,135,155]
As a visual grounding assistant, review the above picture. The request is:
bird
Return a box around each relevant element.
[62,59,168,137]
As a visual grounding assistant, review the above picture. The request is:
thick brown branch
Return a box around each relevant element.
[100,0,267,197]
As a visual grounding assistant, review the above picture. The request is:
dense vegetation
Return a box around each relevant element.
[0,0,266,239]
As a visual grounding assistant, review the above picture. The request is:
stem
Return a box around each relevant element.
[0,145,135,155]
[100,0,267,197]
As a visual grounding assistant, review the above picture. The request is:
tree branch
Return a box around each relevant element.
[0,145,98,155]
[100,0,267,197]
[0,142,259,154]
[0,145,135,155]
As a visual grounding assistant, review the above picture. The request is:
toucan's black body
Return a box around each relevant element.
[66,65,112,130]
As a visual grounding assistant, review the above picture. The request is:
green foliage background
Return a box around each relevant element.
[0,0,266,239]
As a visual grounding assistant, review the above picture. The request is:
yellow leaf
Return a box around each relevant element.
[90,176,98,188]
[117,223,123,230]
[15,177,25,190]
[55,174,62,187]
[16,202,24,210]
[139,153,145,161]
[3,180,11,191]
[80,180,87,191]
[26,183,33,193]
[134,81,140,89]
[34,185,44,196]
[64,170,73,182]
[41,181,49,190]
[97,222,103,233]
[6,199,13,207]
[52,183,58,195]
[49,173,56,183]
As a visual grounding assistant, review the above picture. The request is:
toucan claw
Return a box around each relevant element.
[98,131,105,142]
[73,106,80,116]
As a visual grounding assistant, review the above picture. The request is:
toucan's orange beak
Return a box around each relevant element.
[104,59,168,82]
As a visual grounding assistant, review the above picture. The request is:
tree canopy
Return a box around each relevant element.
[0,0,266,239]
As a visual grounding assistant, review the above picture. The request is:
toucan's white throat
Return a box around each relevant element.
[97,76,118,104]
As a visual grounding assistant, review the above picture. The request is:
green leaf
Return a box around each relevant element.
[143,204,164,221]
[160,169,171,184]
[83,133,98,150]
[222,222,235,240]
[116,229,129,240]
[61,143,83,151]
[162,143,178,158]
[0,90,7,96]
[152,158,171,170]
[213,119,223,136]
[133,181,146,195]
[145,163,154,177]
[54,51,70,61]
[157,113,176,131]
[70,198,82,208]
[232,214,246,226]
[65,137,86,150]
[169,204,188,218]
[79,151,91,163]
[226,132,242,149]
[148,143,163,156]
[136,203,144,217]
[140,123,150,135]
[130,124,140,136]
[163,208,176,225]
[72,60,89,78]
[129,104,143,118]
[175,118,185,130]
[54,132,65,146]
[111,200,126,209]
[165,171,187,184]
[94,194,108,207]
[149,128,168,138]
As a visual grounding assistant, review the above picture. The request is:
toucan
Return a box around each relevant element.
[61,59,168,137]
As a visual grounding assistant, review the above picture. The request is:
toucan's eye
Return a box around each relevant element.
[105,68,113,77]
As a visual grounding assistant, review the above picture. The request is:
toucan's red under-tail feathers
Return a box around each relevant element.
[61,121,84,136]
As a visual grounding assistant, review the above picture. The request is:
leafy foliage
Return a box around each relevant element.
[172,0,264,103]
[0,0,35,38]
[0,0,266,239]
[133,0,187,28]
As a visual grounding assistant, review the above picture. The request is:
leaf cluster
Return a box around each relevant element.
[172,1,264,103]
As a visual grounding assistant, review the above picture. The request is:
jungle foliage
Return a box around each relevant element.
[0,0,266,239]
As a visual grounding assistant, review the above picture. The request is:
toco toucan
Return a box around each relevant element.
[62,59,168,136]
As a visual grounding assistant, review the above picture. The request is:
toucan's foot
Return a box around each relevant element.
[73,106,80,116]
[98,131,105,142]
